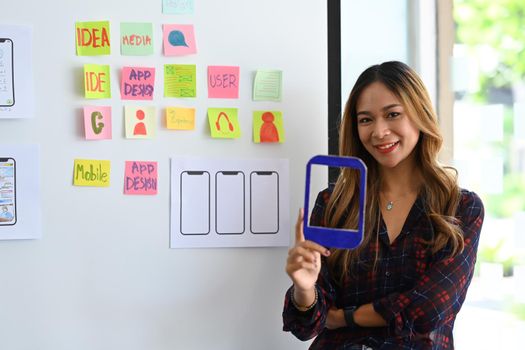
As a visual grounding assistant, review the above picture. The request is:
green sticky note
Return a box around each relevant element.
[208,108,241,139]
[253,69,282,101]
[253,111,285,143]
[84,64,111,99]
[164,64,196,98]
[120,22,154,56]
[76,21,111,56]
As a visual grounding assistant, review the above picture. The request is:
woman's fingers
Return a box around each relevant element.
[295,208,305,243]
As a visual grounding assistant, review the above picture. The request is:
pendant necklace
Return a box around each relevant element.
[381,191,414,211]
[386,201,394,211]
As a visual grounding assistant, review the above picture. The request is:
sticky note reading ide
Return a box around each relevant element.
[73,159,111,187]
[303,155,367,249]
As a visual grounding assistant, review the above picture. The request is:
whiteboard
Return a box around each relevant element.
[0,0,327,349]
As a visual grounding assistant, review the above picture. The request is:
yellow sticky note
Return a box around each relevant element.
[76,21,111,56]
[84,64,111,99]
[208,108,241,138]
[253,111,285,143]
[73,159,111,187]
[166,107,195,130]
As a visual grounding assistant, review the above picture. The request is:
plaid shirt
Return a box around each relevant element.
[283,188,484,349]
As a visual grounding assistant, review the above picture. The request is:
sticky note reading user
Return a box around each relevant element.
[124,161,158,195]
[120,22,154,56]
[73,159,111,187]
[83,106,112,140]
[121,66,155,100]
[166,107,195,130]
[164,64,196,98]
[163,0,194,14]
[124,106,156,139]
[208,66,240,99]
[76,21,111,56]
[163,24,197,56]
[253,69,282,101]
[84,64,111,99]
[208,108,241,139]
[253,111,285,143]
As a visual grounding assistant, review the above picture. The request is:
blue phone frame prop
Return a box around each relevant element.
[303,155,367,249]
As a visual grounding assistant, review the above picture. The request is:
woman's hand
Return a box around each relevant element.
[286,209,330,306]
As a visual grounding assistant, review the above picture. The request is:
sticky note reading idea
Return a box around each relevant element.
[124,161,158,195]
[76,21,111,56]
[73,159,111,187]
[121,67,155,100]
[84,64,111,99]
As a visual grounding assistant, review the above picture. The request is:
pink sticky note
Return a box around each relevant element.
[121,66,155,100]
[83,106,112,140]
[163,24,197,56]
[208,66,240,99]
[124,161,158,195]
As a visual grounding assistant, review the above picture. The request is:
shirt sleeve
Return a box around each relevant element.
[282,189,337,341]
[372,190,484,336]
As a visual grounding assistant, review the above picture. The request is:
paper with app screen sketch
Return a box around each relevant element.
[0,25,34,119]
[0,144,41,240]
[170,157,290,248]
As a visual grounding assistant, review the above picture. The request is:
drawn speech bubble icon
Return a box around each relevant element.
[168,30,188,47]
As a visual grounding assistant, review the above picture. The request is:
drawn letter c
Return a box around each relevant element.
[91,111,105,134]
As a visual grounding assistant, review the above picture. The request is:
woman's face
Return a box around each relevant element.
[355,82,420,170]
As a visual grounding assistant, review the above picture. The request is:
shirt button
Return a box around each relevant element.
[385,271,391,277]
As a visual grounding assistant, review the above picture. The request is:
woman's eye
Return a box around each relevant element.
[387,112,400,118]
[358,118,371,124]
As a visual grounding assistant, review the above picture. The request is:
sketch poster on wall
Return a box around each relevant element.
[0,25,34,119]
[0,144,41,240]
[170,157,290,248]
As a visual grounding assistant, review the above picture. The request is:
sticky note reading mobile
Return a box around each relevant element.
[303,155,367,249]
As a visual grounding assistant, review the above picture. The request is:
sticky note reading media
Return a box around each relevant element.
[73,159,111,187]
[120,22,154,56]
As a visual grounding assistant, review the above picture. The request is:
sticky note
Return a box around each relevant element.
[84,64,111,99]
[83,106,112,140]
[208,108,240,139]
[164,64,196,97]
[253,111,285,143]
[75,21,111,56]
[120,22,154,56]
[253,69,282,101]
[163,24,197,56]
[121,66,155,100]
[73,159,110,187]
[124,106,156,139]
[166,107,195,130]
[163,0,194,14]
[124,161,158,195]
[208,66,240,99]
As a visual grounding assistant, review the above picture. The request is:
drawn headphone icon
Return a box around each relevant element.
[215,112,234,132]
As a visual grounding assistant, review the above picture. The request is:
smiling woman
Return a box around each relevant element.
[283,61,485,349]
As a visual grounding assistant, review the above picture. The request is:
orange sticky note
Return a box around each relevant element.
[166,107,195,130]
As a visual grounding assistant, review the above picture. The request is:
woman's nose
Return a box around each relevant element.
[372,120,391,139]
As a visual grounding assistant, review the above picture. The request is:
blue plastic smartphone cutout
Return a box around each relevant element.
[303,155,367,249]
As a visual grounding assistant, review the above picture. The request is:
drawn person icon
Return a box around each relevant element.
[133,109,147,136]
[260,112,279,142]
[0,205,13,222]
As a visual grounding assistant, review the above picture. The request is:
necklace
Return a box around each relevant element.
[380,191,415,211]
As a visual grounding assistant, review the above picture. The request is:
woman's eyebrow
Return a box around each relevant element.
[357,104,402,116]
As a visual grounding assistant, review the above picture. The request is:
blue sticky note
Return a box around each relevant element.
[163,0,195,15]
[303,155,367,249]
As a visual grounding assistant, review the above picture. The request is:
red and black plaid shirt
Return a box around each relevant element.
[283,188,484,349]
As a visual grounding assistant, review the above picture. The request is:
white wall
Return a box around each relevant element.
[0,1,327,349]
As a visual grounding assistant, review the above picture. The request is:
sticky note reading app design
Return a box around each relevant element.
[0,157,16,225]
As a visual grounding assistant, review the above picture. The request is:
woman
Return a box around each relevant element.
[283,61,484,349]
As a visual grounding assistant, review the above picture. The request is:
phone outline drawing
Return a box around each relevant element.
[215,171,245,235]
[250,171,279,234]
[0,157,17,226]
[0,38,15,107]
[180,171,210,235]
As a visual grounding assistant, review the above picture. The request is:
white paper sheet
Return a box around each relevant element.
[170,157,290,248]
[0,25,34,119]
[0,144,41,240]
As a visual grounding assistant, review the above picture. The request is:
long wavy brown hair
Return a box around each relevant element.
[326,61,463,283]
